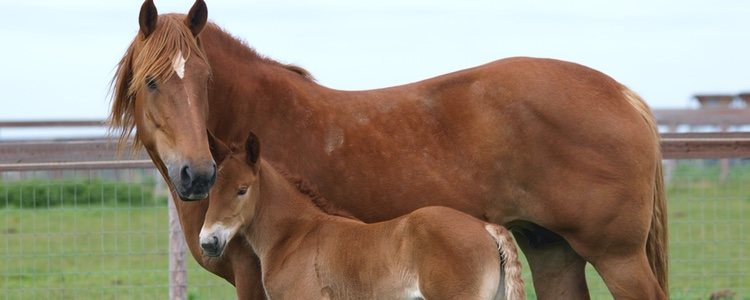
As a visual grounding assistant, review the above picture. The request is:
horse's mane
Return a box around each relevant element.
[201,22,315,80]
[272,164,358,220]
[109,14,313,151]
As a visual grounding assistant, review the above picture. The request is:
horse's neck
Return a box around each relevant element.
[201,28,328,142]
[245,160,331,260]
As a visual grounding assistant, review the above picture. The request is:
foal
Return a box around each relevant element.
[199,132,525,300]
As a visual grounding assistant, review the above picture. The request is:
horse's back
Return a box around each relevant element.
[412,57,659,221]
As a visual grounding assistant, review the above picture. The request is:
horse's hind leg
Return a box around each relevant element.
[512,224,590,300]
[588,252,665,300]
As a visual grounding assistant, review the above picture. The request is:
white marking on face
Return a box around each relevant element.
[405,286,423,299]
[199,223,238,254]
[172,50,186,79]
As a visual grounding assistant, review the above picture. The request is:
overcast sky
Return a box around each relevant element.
[0,0,748,124]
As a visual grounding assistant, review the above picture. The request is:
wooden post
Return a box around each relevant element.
[663,123,677,183]
[719,122,730,182]
[692,94,737,182]
[166,181,188,300]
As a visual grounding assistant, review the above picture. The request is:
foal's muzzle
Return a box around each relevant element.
[200,235,223,257]
[199,229,229,257]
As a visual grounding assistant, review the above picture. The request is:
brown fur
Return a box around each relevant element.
[202,136,525,299]
[623,89,669,295]
[111,3,669,299]
[275,167,357,220]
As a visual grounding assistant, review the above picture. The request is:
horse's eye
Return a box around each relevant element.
[146,78,158,90]
[238,186,248,196]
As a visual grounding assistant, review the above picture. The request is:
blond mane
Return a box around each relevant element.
[109,14,208,149]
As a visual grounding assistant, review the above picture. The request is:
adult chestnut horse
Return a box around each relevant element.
[110,1,668,299]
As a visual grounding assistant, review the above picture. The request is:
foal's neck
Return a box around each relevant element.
[244,160,333,260]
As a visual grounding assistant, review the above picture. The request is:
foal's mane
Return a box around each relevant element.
[273,165,358,220]
[109,14,313,150]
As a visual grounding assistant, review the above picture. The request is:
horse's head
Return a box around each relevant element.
[111,0,215,200]
[199,131,261,257]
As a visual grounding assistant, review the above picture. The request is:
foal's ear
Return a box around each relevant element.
[138,0,158,38]
[207,130,231,165]
[186,0,208,37]
[246,132,261,167]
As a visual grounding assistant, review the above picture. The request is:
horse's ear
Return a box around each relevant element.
[186,0,208,37]
[138,0,158,38]
[246,132,261,167]
[207,130,231,165]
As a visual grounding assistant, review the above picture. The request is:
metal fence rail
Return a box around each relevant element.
[2,133,750,165]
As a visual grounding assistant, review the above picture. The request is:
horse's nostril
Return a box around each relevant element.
[180,165,193,183]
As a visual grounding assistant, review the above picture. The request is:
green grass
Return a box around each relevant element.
[0,207,235,299]
[1,161,749,299]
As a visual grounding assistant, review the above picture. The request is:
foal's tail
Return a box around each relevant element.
[485,224,525,300]
[622,88,669,296]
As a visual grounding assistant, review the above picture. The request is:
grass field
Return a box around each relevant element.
[0,207,236,299]
[1,161,749,299]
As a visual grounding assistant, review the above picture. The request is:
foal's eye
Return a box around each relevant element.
[146,78,158,91]
[237,186,249,196]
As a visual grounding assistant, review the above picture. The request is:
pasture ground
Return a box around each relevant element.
[1,160,748,299]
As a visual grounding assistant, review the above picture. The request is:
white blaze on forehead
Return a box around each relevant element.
[172,50,186,79]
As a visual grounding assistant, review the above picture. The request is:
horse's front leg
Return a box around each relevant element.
[226,237,267,300]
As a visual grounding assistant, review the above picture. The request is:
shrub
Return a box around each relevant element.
[0,178,167,208]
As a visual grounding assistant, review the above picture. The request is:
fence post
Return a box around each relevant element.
[167,184,188,300]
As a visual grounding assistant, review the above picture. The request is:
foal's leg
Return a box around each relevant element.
[512,225,589,300]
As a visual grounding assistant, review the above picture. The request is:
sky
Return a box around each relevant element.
[0,0,748,126]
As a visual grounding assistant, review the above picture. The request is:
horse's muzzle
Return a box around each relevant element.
[171,161,216,201]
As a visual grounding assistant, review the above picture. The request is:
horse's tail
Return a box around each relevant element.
[485,224,525,300]
[622,88,669,296]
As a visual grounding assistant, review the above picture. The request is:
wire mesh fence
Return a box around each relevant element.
[1,161,748,299]
[0,168,235,300]
[660,159,749,299]
[574,159,748,299]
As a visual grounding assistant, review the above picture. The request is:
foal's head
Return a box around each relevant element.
[199,132,261,257]
[111,0,215,200]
